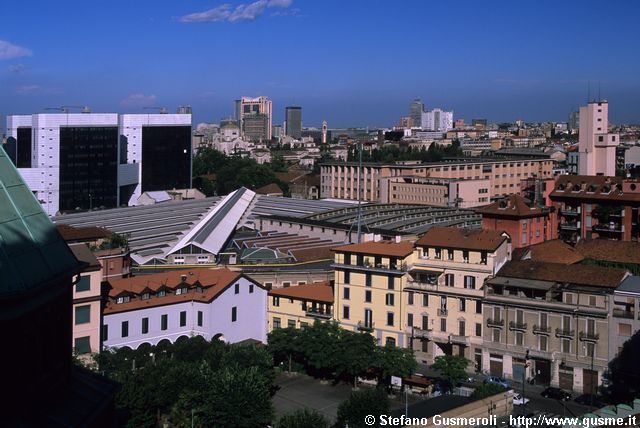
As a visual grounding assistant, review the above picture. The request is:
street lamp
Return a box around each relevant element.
[523,350,530,415]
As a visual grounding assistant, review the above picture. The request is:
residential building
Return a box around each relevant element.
[268,282,334,331]
[483,260,629,394]
[406,228,510,367]
[578,101,620,176]
[0,147,117,425]
[477,194,556,249]
[379,177,491,208]
[421,108,454,132]
[6,112,192,216]
[609,276,640,361]
[236,96,273,141]
[332,241,414,347]
[285,106,302,139]
[102,268,267,349]
[320,157,553,201]
[549,175,640,243]
[69,243,103,359]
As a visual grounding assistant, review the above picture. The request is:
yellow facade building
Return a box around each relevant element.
[267,282,334,331]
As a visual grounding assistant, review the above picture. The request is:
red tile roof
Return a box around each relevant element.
[415,227,507,252]
[575,239,640,265]
[104,268,245,314]
[513,240,584,265]
[475,194,545,219]
[57,224,111,242]
[331,241,414,258]
[255,183,283,195]
[550,175,640,202]
[496,260,629,289]
[268,282,334,303]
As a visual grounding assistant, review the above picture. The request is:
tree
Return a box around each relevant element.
[267,327,302,371]
[193,147,227,176]
[277,408,330,428]
[470,383,505,400]
[606,330,640,403]
[431,355,471,388]
[202,364,274,428]
[334,388,389,428]
[298,321,342,379]
[335,331,377,386]
[374,344,418,387]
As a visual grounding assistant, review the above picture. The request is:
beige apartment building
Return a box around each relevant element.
[379,177,491,208]
[69,243,104,360]
[482,260,629,394]
[320,157,553,202]
[267,283,334,332]
[405,228,510,368]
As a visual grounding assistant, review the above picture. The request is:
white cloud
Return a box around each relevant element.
[180,0,292,23]
[8,63,27,74]
[15,84,63,95]
[0,40,32,60]
[121,93,157,107]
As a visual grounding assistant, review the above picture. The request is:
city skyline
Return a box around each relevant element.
[1,0,640,127]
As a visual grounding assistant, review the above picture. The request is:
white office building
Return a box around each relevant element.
[421,108,454,132]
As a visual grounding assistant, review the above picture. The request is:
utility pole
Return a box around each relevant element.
[523,350,530,415]
[356,140,363,243]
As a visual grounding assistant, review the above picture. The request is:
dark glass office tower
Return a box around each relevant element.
[141,125,191,192]
[16,127,32,167]
[59,126,118,212]
[285,106,302,139]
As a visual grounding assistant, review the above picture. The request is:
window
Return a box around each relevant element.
[249,283,254,293]
[540,335,548,351]
[619,323,632,336]
[422,294,429,307]
[365,290,372,303]
[589,296,596,306]
[408,291,414,305]
[387,312,394,326]
[447,249,454,261]
[141,317,149,334]
[445,274,455,287]
[459,298,466,312]
[161,314,168,331]
[515,332,524,346]
[273,317,281,329]
[197,311,203,327]
[300,322,309,329]
[408,313,414,327]
[283,282,291,288]
[562,339,571,354]
[103,324,108,341]
[343,306,350,319]
[464,276,476,289]
[273,296,280,307]
[475,323,481,337]
[435,248,441,259]
[344,270,351,283]
[343,287,350,300]
[476,300,482,314]
[121,321,129,338]
[440,318,447,332]
[75,305,91,325]
[385,337,396,347]
[540,312,548,328]
[264,282,273,290]
[366,273,372,287]
[180,311,187,327]
[458,320,466,336]
[231,307,237,322]
[74,336,91,354]
[157,290,166,297]
[492,329,500,342]
[234,283,240,294]
[565,293,573,304]
[388,276,395,290]
[116,295,130,304]
[288,319,296,328]
[463,250,469,262]
[76,276,90,292]
[364,309,373,328]
[141,292,150,300]
[385,293,395,306]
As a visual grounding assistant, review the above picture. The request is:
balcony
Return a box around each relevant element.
[555,328,574,338]
[560,207,581,216]
[487,318,504,328]
[305,308,333,319]
[437,308,448,317]
[332,262,407,275]
[579,331,600,342]
[357,321,374,332]
[449,334,470,346]
[412,257,492,273]
[532,324,551,335]
[593,223,624,234]
[508,321,528,332]
[412,327,433,340]
[612,309,635,319]
[559,221,580,231]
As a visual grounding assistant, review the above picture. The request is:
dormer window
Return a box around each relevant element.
[447,249,454,261]
[435,248,442,259]
[141,292,150,300]
[116,295,130,304]
[196,285,203,293]
[157,290,166,297]
[176,287,188,295]
[463,250,469,263]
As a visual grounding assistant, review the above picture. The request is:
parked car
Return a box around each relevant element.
[513,393,530,406]
[484,376,510,389]
[574,394,607,407]
[541,387,571,401]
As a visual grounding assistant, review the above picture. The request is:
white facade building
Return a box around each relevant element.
[421,108,454,132]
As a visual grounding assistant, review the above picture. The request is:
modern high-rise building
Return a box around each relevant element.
[409,99,424,128]
[577,100,619,176]
[421,108,454,132]
[285,106,302,139]
[569,110,580,133]
[235,96,272,141]
[6,112,191,216]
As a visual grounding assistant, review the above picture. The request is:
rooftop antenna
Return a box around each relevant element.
[356,140,363,243]
[598,81,601,102]
[587,81,591,103]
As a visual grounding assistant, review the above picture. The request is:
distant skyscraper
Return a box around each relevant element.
[235,96,272,141]
[472,118,487,128]
[421,108,454,132]
[322,120,328,144]
[285,106,302,139]
[409,99,424,128]
[177,105,192,114]
[569,110,580,133]
[6,112,192,215]
[578,100,619,176]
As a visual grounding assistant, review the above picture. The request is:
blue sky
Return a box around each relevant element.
[1,0,639,127]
